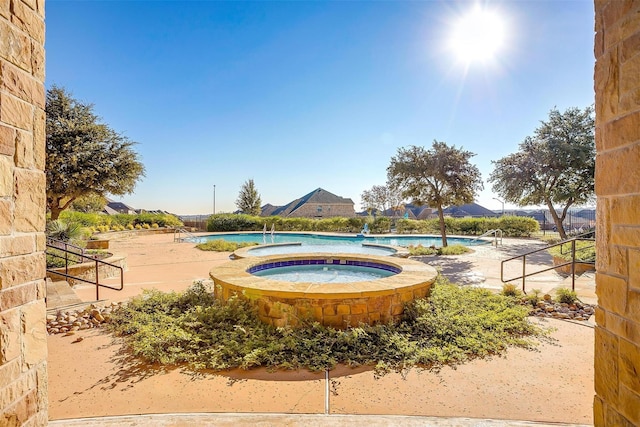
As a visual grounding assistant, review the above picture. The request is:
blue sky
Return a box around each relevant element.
[45,1,595,215]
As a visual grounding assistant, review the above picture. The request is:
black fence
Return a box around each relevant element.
[505,208,596,234]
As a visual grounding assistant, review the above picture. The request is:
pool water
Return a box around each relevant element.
[251,264,397,283]
[247,243,396,257]
[202,232,485,247]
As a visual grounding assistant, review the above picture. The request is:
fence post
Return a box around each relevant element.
[95,258,100,300]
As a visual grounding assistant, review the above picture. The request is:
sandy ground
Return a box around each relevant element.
[47,233,595,424]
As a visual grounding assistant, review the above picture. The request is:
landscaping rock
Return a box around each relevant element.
[47,302,123,335]
[529,298,595,322]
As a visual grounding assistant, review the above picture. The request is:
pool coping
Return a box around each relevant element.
[232,242,410,259]
[209,253,438,328]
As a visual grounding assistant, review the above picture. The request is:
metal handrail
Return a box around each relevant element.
[472,229,503,246]
[46,240,124,300]
[173,227,201,243]
[46,237,85,256]
[500,236,595,294]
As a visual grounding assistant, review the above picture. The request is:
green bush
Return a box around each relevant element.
[58,211,183,229]
[548,241,596,262]
[409,244,470,256]
[524,289,542,307]
[392,216,538,238]
[501,283,522,298]
[555,288,578,305]
[438,244,470,255]
[195,240,258,252]
[408,245,438,256]
[370,216,391,233]
[46,219,86,243]
[108,278,549,373]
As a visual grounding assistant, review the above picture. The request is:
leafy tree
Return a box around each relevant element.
[46,86,145,220]
[361,183,404,215]
[235,179,262,215]
[488,106,595,239]
[387,141,483,246]
[70,193,107,213]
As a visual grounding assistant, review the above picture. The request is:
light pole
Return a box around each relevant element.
[492,197,504,216]
[213,185,216,215]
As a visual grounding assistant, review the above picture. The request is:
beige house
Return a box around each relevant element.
[262,188,355,218]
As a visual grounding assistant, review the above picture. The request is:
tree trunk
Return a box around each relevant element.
[546,200,567,240]
[437,205,448,247]
[50,205,63,221]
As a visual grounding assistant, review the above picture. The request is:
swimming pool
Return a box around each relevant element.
[210,254,438,328]
[250,260,400,283]
[202,232,486,248]
[237,243,400,257]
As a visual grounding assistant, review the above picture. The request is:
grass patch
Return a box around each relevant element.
[108,278,550,374]
[548,240,596,262]
[408,244,470,256]
[195,239,258,252]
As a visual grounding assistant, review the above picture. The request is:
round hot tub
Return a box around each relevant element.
[210,254,438,329]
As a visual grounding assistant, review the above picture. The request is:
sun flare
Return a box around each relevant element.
[448,5,506,65]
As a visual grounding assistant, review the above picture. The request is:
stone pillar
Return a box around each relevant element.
[594,1,640,425]
[0,0,47,425]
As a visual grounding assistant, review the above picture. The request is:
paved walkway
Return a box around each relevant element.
[46,233,596,311]
[46,233,596,426]
[49,412,591,427]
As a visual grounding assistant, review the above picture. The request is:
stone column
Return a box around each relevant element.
[594,1,640,425]
[0,0,47,425]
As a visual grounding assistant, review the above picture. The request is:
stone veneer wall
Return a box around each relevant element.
[593,1,640,425]
[288,203,355,218]
[0,0,48,425]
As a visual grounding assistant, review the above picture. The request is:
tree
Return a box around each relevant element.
[70,193,107,213]
[488,106,595,239]
[46,86,145,220]
[236,179,262,215]
[387,141,483,246]
[361,183,405,217]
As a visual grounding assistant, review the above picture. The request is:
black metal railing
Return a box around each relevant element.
[46,237,124,300]
[501,233,595,294]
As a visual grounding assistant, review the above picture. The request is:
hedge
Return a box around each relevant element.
[205,214,539,237]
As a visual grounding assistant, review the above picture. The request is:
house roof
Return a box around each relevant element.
[262,188,354,217]
[102,205,119,215]
[107,201,136,212]
[442,203,499,218]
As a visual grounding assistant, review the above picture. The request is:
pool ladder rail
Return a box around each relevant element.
[472,229,503,246]
[173,228,203,243]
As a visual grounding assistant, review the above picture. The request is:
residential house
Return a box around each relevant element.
[261,188,355,218]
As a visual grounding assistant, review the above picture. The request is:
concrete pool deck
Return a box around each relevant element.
[65,232,596,306]
[47,232,595,426]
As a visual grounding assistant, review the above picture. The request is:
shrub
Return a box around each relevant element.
[370,216,392,233]
[108,278,549,373]
[555,288,578,305]
[195,240,258,252]
[151,223,159,229]
[438,244,470,255]
[408,245,438,256]
[548,241,596,262]
[58,211,183,229]
[524,289,542,307]
[501,283,522,298]
[126,224,134,230]
[46,219,85,243]
[496,216,539,237]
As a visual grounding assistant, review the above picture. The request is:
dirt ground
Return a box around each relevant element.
[47,233,595,424]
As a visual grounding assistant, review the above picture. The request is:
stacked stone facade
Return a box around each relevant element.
[287,202,355,219]
[594,1,640,425]
[0,0,47,425]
